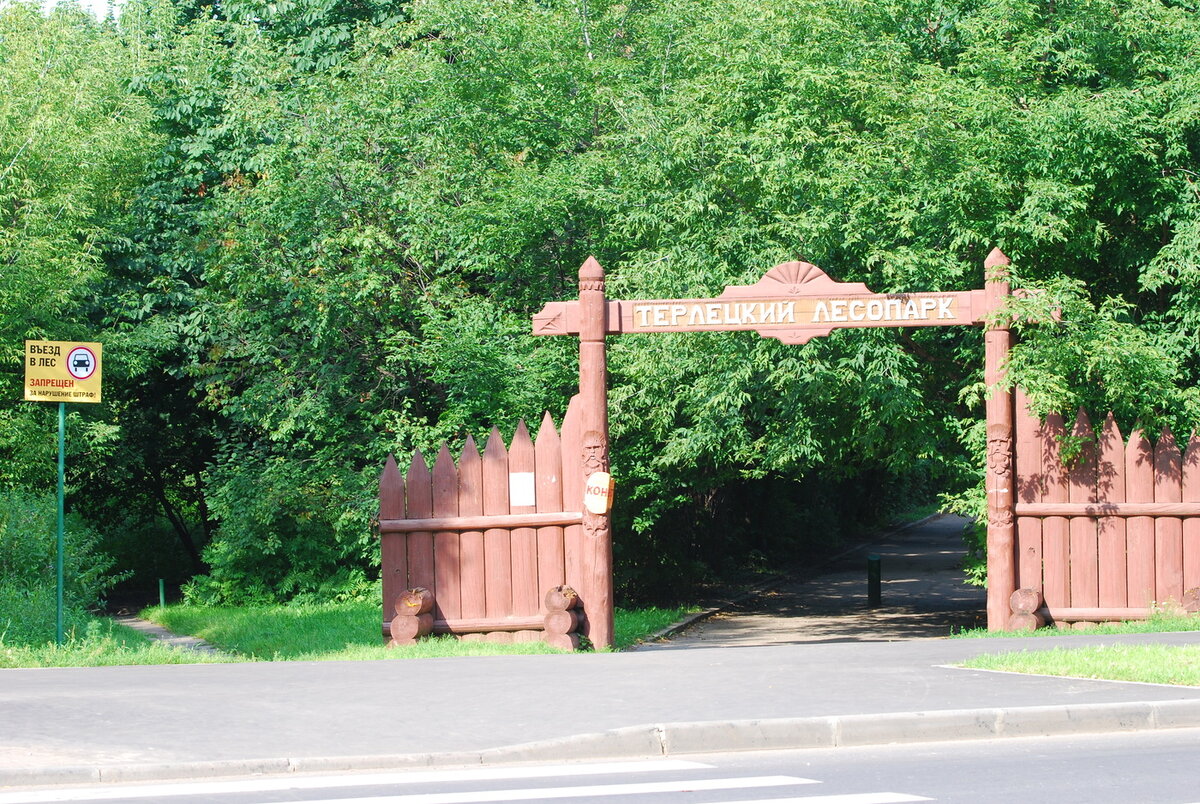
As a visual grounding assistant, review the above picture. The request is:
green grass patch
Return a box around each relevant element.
[952,612,1200,638]
[143,601,699,660]
[884,503,943,526]
[145,601,565,660]
[0,618,233,668]
[613,605,699,649]
[0,601,700,668]
[963,643,1200,686]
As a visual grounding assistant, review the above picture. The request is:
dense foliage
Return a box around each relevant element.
[0,489,125,643]
[2,0,1199,614]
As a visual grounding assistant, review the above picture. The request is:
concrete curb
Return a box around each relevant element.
[7,697,1200,788]
[481,698,1200,759]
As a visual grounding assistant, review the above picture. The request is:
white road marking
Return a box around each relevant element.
[0,760,713,803]
[295,775,816,804]
[695,794,932,804]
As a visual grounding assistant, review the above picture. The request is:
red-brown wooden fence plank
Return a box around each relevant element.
[1097,414,1128,607]
[1184,433,1200,594]
[380,455,406,627]
[432,444,461,622]
[1040,412,1070,612]
[535,411,567,605]
[457,437,486,623]
[1014,391,1044,596]
[405,449,435,593]
[561,394,585,596]
[1067,410,1099,608]
[482,427,513,628]
[1125,429,1156,608]
[509,420,540,624]
[1154,428,1184,605]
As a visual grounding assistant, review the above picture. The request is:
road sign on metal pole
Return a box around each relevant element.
[23,340,103,645]
[24,340,102,403]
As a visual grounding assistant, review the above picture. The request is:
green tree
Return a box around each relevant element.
[172,0,1200,602]
[0,1,161,489]
[10,0,1198,605]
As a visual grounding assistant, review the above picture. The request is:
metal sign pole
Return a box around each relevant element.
[23,340,103,646]
[56,402,65,645]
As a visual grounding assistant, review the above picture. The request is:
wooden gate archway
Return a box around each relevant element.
[380,251,1016,649]
[529,250,1017,644]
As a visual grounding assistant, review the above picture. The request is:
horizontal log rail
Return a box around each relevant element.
[1037,607,1157,622]
[1015,502,1200,517]
[384,615,547,636]
[378,511,584,533]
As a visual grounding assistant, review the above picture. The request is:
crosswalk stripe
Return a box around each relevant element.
[0,760,714,804]
[694,794,931,804]
[296,774,817,804]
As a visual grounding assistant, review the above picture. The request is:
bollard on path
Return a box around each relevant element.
[867,554,882,608]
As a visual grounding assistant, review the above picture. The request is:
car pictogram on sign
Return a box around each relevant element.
[65,347,97,380]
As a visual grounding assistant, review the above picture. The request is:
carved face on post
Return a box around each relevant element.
[583,430,607,473]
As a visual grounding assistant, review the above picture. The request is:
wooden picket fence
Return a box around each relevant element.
[1011,399,1200,627]
[378,400,587,648]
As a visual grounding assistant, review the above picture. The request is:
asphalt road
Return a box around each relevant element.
[10,730,1200,804]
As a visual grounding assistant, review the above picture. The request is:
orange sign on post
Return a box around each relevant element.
[22,339,103,645]
[24,340,103,404]
[583,471,614,515]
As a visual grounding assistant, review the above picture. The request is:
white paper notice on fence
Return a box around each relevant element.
[509,472,536,507]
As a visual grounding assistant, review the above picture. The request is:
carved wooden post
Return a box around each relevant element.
[984,248,1016,630]
[578,256,614,649]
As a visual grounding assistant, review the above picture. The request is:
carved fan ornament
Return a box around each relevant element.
[765,261,828,289]
[737,261,873,297]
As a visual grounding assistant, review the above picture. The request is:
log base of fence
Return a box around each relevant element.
[1008,611,1045,631]
[1008,588,1046,631]
[388,587,436,646]
[1184,588,1200,614]
[385,585,587,649]
[390,612,434,644]
[1005,584,1200,630]
[543,585,582,651]
[1037,607,1168,625]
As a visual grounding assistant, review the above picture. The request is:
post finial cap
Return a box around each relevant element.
[985,248,1011,269]
[579,256,604,281]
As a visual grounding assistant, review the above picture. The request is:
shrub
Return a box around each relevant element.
[0,490,127,645]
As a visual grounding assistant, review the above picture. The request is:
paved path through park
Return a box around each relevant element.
[650,513,987,648]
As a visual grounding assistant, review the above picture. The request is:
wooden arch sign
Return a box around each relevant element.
[533,250,1017,644]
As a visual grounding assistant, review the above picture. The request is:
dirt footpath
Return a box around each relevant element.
[656,514,986,647]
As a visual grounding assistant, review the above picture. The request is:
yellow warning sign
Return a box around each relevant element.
[24,341,103,403]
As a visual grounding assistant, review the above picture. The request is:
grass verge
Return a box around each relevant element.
[615,605,700,648]
[963,643,1200,686]
[957,612,1200,686]
[952,612,1200,638]
[146,602,564,661]
[145,601,699,658]
[0,618,233,668]
[0,601,700,667]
